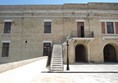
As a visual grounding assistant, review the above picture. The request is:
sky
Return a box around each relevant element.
[0,0,118,5]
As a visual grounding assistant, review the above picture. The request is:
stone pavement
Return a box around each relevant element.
[30,73,118,83]
[63,63,118,72]
[0,62,118,83]
[30,63,118,83]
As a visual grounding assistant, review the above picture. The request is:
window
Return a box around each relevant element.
[2,43,10,57]
[101,22,117,34]
[4,22,12,33]
[44,22,51,33]
[106,22,114,34]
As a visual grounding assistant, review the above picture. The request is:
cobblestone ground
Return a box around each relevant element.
[30,73,118,83]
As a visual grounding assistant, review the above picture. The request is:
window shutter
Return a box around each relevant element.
[115,22,118,34]
[101,22,105,34]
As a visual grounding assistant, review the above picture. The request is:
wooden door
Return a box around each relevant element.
[43,43,51,56]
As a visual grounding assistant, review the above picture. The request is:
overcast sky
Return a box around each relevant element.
[0,0,118,5]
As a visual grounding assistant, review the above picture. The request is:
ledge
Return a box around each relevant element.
[102,34,118,40]
[72,37,94,40]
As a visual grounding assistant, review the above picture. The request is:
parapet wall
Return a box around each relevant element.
[0,56,47,73]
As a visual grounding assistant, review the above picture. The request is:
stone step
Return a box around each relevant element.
[52,60,62,62]
[52,69,63,72]
[51,69,63,71]
[52,58,62,60]
[52,61,62,63]
[52,64,62,66]
[53,57,62,59]
[52,58,62,59]
[52,66,61,68]
[52,59,62,60]
[53,56,62,57]
[52,59,62,61]
[51,68,63,70]
[52,62,63,64]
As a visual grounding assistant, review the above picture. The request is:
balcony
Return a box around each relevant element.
[70,31,94,42]
[72,31,94,38]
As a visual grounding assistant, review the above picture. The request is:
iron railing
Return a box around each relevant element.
[71,31,94,38]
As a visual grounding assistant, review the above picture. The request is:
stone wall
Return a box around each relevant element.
[0,3,118,64]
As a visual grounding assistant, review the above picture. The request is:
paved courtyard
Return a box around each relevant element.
[30,73,118,83]
[30,63,118,83]
[0,62,118,83]
[64,63,118,72]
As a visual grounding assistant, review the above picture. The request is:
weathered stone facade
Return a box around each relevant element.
[0,3,118,64]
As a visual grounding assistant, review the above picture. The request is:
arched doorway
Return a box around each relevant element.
[103,44,117,62]
[75,44,86,62]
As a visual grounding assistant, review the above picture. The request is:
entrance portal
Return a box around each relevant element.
[103,44,117,62]
[75,44,86,62]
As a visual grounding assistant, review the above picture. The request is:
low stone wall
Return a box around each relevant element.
[0,57,47,73]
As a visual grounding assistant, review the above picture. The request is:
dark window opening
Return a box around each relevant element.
[44,22,51,33]
[81,26,84,37]
[2,43,10,57]
[4,22,12,33]
[107,22,114,34]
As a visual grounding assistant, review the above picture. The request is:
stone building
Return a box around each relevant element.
[0,3,118,64]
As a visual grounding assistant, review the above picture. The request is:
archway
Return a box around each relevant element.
[103,44,117,62]
[75,44,86,62]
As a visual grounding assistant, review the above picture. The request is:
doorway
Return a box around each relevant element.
[43,42,52,65]
[75,44,86,62]
[103,44,117,62]
[81,26,84,37]
[77,22,84,37]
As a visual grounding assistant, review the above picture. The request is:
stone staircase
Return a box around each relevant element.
[50,44,63,72]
